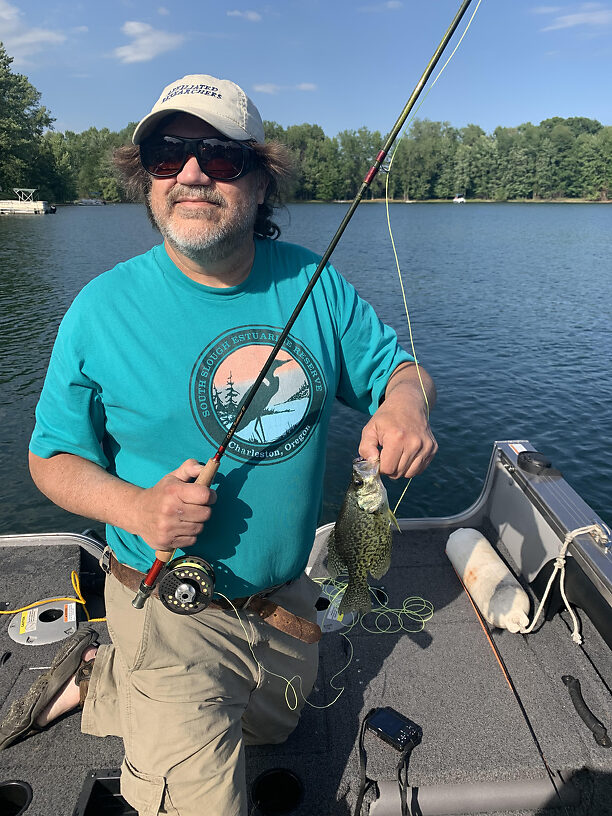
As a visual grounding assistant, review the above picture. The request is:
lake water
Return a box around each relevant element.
[1,202,610,536]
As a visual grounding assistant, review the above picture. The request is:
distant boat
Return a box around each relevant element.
[77,198,105,206]
[453,195,466,204]
[0,188,55,215]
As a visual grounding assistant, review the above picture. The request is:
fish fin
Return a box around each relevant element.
[326,528,344,578]
[387,507,401,532]
[370,552,391,580]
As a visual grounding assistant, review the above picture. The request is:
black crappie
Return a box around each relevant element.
[327,457,399,614]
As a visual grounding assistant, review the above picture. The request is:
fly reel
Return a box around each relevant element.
[158,555,215,615]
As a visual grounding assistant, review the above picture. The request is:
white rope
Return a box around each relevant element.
[522,523,608,644]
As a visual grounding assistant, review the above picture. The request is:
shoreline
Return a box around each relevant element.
[313,197,612,205]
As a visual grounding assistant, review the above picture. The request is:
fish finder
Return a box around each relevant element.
[365,706,422,751]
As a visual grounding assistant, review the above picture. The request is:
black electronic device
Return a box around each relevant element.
[365,706,422,752]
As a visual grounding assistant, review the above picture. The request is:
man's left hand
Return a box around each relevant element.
[358,364,438,480]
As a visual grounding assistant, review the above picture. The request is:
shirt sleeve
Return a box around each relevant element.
[29,298,109,468]
[329,265,414,415]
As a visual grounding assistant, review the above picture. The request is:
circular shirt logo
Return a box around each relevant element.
[189,326,327,464]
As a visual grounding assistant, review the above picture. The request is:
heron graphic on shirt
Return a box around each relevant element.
[235,357,292,443]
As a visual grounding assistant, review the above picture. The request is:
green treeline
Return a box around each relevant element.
[2,42,611,204]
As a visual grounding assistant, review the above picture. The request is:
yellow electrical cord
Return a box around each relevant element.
[0,570,106,622]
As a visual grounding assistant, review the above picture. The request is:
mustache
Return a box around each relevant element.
[166,186,226,207]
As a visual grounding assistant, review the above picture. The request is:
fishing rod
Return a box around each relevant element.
[132,0,478,609]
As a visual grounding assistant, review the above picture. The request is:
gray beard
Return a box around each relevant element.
[149,185,259,266]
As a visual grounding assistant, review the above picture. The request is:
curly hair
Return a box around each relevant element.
[113,139,294,240]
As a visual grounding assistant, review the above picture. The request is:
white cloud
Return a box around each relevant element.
[227,10,262,22]
[113,21,184,63]
[0,0,65,64]
[542,2,612,30]
[254,82,317,94]
[253,83,281,94]
[359,1,402,12]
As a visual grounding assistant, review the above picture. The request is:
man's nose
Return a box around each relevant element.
[175,154,213,185]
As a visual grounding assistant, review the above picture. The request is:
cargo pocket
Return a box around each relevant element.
[120,757,168,816]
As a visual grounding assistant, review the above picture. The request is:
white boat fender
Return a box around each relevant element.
[445,528,530,633]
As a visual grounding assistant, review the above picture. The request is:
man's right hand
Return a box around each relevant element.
[133,458,216,552]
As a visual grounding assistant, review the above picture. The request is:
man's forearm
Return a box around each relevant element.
[384,361,437,413]
[28,452,215,550]
[28,452,143,532]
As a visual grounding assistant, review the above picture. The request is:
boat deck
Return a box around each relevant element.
[0,526,610,815]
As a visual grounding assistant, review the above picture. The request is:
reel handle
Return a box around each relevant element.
[132,456,220,609]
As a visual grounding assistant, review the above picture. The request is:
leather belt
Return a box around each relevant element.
[102,550,321,645]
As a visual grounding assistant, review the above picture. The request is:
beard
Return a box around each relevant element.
[148,183,260,265]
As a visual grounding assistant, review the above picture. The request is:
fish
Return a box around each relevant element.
[326,456,400,615]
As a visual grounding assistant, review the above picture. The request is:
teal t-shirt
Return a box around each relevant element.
[30,238,413,598]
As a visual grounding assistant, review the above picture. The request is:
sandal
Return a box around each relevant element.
[0,626,98,751]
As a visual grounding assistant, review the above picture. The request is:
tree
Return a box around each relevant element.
[0,42,54,195]
[575,132,609,200]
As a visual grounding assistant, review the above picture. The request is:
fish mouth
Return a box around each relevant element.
[352,456,380,479]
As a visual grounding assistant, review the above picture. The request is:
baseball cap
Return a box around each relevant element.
[132,74,265,145]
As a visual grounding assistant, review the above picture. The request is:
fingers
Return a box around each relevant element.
[380,431,438,479]
[360,420,438,480]
[171,458,205,482]
[136,459,218,551]
[358,423,381,462]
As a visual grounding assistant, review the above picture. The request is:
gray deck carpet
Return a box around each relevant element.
[0,530,610,816]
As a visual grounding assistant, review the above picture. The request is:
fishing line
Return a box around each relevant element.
[314,577,434,636]
[216,591,352,711]
[379,0,483,515]
[213,578,434,713]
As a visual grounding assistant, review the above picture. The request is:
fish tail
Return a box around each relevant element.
[339,574,372,615]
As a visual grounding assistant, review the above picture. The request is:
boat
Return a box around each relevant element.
[0,440,610,815]
[0,189,55,215]
[453,195,466,204]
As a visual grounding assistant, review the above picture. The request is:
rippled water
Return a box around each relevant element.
[1,202,610,535]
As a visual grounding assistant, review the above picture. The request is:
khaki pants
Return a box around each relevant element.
[82,571,320,816]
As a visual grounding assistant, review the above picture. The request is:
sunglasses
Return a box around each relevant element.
[140,136,259,180]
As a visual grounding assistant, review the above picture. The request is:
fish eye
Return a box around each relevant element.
[354,476,363,487]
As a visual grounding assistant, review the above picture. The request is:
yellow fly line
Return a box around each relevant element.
[384,0,483,515]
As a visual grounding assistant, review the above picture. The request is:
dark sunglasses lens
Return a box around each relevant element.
[141,140,184,176]
[199,143,245,179]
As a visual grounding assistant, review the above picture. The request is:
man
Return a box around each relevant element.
[0,74,437,815]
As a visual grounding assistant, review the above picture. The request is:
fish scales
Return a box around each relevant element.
[327,457,396,614]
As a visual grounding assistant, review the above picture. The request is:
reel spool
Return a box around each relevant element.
[158,556,215,615]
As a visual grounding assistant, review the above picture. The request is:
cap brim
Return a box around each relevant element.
[132,108,253,144]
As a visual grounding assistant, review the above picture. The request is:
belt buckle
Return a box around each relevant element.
[100,546,112,575]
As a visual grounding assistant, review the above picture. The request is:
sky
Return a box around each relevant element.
[1,0,611,138]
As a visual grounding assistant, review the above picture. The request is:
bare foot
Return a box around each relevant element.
[35,646,98,727]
